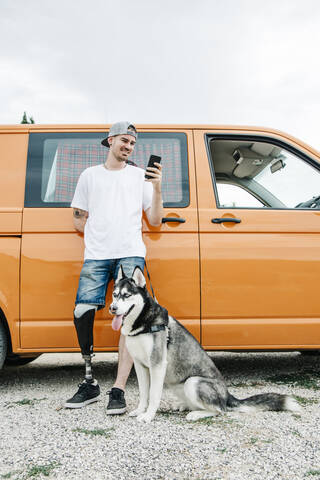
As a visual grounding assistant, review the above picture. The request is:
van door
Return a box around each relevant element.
[20,129,200,351]
[194,129,320,350]
[0,130,28,354]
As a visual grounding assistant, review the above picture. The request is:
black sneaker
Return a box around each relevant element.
[106,387,126,415]
[65,381,100,408]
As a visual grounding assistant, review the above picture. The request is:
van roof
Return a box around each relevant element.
[0,124,318,157]
[0,123,297,132]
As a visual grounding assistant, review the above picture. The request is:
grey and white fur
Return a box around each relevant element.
[109,266,301,423]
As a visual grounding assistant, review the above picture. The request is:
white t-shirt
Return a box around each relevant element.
[71,164,153,260]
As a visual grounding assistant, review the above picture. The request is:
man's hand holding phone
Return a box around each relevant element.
[145,155,162,192]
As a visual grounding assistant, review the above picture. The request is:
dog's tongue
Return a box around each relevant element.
[112,315,124,331]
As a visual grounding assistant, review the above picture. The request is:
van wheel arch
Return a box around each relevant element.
[0,315,8,369]
[4,353,41,366]
[299,350,320,356]
[0,311,41,367]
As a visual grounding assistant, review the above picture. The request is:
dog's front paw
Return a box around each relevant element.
[179,404,189,412]
[129,408,146,417]
[172,402,188,412]
[137,412,155,423]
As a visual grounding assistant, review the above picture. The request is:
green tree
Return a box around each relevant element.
[21,111,28,124]
[21,112,35,124]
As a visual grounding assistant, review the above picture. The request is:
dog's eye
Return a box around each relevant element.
[113,293,119,299]
[124,293,131,298]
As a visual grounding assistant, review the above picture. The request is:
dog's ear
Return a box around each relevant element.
[132,266,146,288]
[115,265,127,284]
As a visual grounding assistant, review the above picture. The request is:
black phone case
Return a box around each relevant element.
[145,155,161,179]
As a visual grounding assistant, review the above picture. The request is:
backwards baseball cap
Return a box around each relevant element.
[101,121,138,148]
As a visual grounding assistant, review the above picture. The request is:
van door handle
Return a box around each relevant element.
[162,217,186,223]
[211,217,241,224]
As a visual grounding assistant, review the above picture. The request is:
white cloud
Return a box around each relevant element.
[0,0,320,150]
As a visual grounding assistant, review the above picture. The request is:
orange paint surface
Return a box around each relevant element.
[0,124,318,354]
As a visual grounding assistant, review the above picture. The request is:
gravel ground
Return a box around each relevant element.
[0,351,320,480]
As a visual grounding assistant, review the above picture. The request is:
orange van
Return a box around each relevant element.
[1,124,320,368]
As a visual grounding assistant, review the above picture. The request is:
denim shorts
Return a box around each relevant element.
[75,256,145,309]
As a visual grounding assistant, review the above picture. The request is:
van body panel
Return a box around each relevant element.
[20,129,200,349]
[0,133,28,210]
[0,132,27,235]
[20,230,200,349]
[197,318,320,350]
[21,207,199,235]
[22,209,74,232]
[0,237,21,350]
[194,129,320,349]
[0,124,318,355]
[197,208,320,233]
[0,210,23,234]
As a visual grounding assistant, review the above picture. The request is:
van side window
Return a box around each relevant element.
[25,132,189,208]
[207,137,320,209]
[216,183,265,208]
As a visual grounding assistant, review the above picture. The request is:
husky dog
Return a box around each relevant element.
[109,266,301,423]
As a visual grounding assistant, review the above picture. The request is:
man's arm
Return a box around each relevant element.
[73,208,88,232]
[145,162,163,226]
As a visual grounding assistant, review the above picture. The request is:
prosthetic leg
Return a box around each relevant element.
[64,304,100,408]
[73,304,97,383]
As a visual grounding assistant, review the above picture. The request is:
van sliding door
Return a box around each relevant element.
[21,129,200,351]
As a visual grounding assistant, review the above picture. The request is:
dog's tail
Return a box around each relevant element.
[226,392,301,413]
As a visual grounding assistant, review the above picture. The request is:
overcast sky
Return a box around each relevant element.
[1,0,320,150]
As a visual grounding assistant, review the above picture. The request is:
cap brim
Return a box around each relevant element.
[101,137,110,148]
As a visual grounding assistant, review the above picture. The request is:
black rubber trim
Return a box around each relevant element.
[162,217,186,223]
[211,217,241,223]
[211,217,241,224]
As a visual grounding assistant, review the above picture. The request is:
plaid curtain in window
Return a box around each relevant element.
[53,139,183,203]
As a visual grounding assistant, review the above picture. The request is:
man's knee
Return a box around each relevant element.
[74,304,98,318]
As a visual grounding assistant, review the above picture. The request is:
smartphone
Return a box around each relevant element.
[145,155,161,179]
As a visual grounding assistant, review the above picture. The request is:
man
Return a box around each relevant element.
[65,121,163,413]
